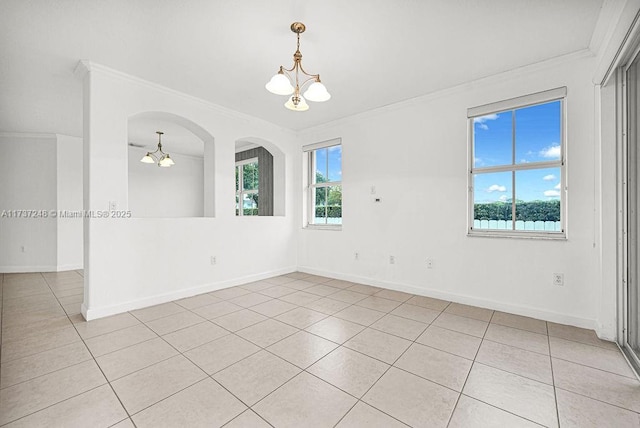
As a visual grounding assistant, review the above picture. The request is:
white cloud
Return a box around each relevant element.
[474,114,499,130]
[474,157,483,166]
[543,174,556,181]
[499,195,508,202]
[486,184,507,193]
[540,145,561,158]
[554,182,561,190]
[520,159,529,163]
[544,190,561,197]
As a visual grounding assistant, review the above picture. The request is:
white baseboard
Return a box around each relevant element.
[56,264,83,272]
[0,265,59,273]
[298,265,597,332]
[0,265,83,273]
[83,265,297,320]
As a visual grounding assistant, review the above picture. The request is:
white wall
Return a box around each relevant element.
[78,62,298,320]
[0,134,58,271]
[128,146,204,218]
[0,133,83,272]
[56,134,83,270]
[297,53,604,333]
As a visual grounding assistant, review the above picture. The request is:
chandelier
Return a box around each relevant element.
[265,22,331,111]
[140,131,175,167]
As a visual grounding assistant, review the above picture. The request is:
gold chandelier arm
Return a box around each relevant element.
[297,62,320,81]
[299,75,319,90]
[281,63,297,73]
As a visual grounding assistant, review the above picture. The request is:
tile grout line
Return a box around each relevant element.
[552,385,640,415]
[39,272,139,428]
[172,281,392,425]
[195,285,503,426]
[220,408,275,428]
[0,383,119,428]
[0,272,127,426]
[138,292,640,427]
[547,325,562,427]
[333,301,454,427]
[6,272,637,426]
[445,305,490,428]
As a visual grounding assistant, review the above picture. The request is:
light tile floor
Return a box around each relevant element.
[1,271,639,427]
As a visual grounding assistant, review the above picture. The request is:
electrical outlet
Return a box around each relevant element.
[354,252,359,260]
[210,256,217,265]
[553,273,564,286]
[426,258,433,269]
[389,255,395,264]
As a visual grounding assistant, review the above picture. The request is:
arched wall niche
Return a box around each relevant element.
[127,111,215,217]
[235,136,285,217]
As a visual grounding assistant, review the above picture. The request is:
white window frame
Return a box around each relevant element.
[467,87,567,239]
[303,138,342,229]
[235,157,259,216]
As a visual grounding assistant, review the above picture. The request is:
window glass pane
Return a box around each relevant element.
[313,187,326,224]
[235,165,240,192]
[473,111,513,168]
[515,101,561,164]
[327,145,342,182]
[515,168,561,231]
[473,171,513,230]
[242,192,258,216]
[315,148,328,184]
[327,185,342,225]
[235,195,239,216]
[242,161,259,191]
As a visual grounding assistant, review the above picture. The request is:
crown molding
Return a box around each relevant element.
[73,60,296,138]
[592,0,640,85]
[589,0,627,56]
[0,132,58,140]
[73,59,91,81]
[299,49,594,135]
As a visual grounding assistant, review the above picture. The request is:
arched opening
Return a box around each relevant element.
[235,137,286,217]
[128,112,215,217]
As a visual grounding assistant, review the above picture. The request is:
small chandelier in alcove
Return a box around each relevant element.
[140,131,175,167]
[265,22,331,111]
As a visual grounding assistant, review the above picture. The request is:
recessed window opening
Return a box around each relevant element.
[236,157,259,216]
[303,139,342,227]
[468,87,566,237]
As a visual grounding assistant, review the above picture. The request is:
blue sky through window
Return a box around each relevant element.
[473,100,561,203]
[315,145,342,182]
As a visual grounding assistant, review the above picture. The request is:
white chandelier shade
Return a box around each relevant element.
[265,73,294,96]
[284,95,309,111]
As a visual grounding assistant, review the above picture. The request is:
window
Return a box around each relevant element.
[468,88,566,237]
[304,140,342,227]
[235,158,259,216]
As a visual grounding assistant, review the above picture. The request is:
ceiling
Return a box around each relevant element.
[0,0,606,137]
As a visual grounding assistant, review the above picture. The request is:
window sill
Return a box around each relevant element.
[304,224,342,231]
[467,230,567,240]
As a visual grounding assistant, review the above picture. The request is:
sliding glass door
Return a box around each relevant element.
[625,51,640,373]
